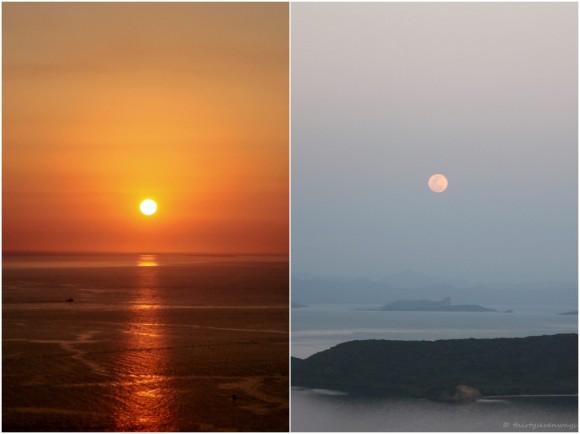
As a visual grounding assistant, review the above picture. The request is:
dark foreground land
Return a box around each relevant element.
[3,258,289,431]
[292,334,578,399]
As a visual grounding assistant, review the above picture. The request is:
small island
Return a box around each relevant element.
[292,334,578,401]
[378,297,496,312]
[292,302,309,309]
[560,311,578,315]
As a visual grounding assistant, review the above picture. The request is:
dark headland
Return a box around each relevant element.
[292,334,578,401]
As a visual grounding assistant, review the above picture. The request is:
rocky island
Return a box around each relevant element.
[378,297,496,312]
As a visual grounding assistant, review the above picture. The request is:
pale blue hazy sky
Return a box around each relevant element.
[292,3,577,283]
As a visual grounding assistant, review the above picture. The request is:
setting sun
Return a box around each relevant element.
[3,2,288,254]
[140,199,157,216]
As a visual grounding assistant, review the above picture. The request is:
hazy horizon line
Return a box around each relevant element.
[3,250,289,257]
[292,271,578,285]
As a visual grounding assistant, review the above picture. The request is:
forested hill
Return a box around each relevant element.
[292,334,578,398]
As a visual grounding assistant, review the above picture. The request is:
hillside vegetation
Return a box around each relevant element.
[292,334,578,398]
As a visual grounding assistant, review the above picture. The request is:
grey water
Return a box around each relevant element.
[291,304,578,431]
[292,388,578,432]
[292,304,578,359]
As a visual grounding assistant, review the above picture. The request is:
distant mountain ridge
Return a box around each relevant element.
[379,270,469,289]
[292,271,577,307]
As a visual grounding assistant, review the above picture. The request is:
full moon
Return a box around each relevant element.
[428,174,448,193]
[140,199,157,215]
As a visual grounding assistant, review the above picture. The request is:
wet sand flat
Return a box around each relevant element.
[3,257,289,431]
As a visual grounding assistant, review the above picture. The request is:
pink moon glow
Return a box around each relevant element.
[428,174,448,193]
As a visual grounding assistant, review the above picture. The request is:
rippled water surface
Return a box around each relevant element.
[3,254,289,432]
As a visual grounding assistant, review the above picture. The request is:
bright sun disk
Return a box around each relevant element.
[140,199,157,216]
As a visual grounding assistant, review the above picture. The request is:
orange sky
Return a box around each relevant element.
[3,3,288,254]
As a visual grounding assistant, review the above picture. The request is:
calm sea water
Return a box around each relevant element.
[292,388,578,432]
[291,304,578,432]
[3,254,289,432]
[292,304,578,359]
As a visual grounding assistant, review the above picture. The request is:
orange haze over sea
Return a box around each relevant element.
[3,3,289,254]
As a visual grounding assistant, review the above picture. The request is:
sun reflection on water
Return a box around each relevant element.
[137,254,159,267]
[111,262,177,431]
